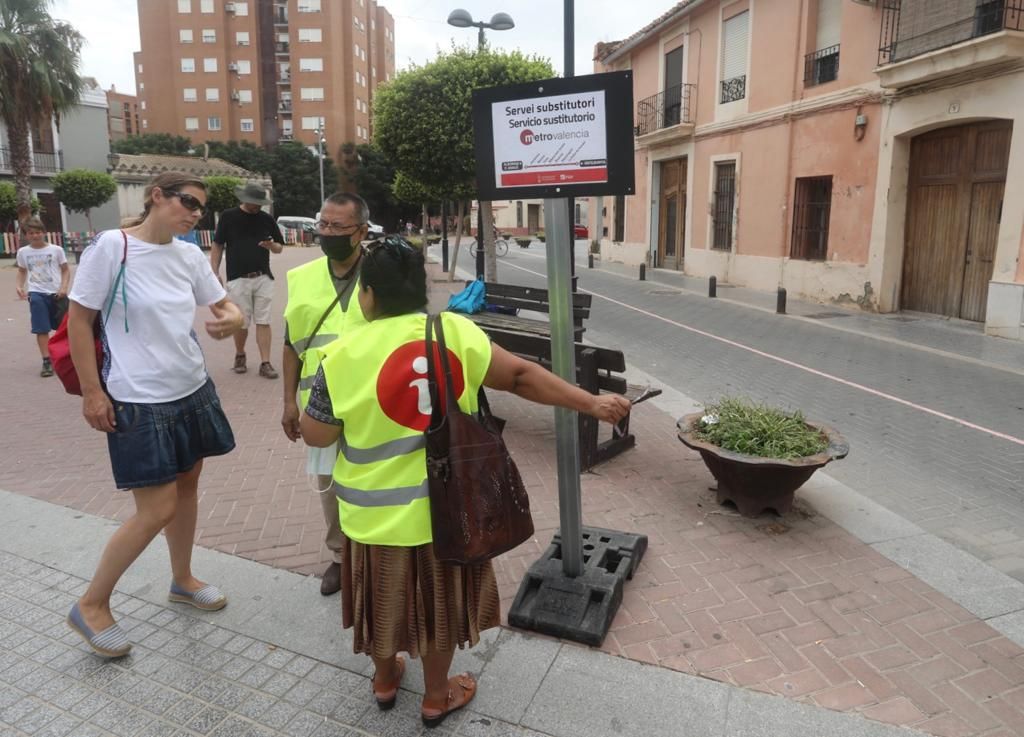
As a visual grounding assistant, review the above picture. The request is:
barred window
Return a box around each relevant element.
[790,176,832,261]
[712,162,736,250]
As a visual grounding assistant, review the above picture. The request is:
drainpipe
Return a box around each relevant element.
[779,0,810,292]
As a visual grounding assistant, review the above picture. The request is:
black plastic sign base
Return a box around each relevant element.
[507,526,648,647]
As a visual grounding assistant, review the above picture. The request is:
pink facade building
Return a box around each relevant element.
[591,0,1024,340]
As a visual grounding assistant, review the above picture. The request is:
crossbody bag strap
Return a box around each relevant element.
[102,230,129,332]
[303,290,344,355]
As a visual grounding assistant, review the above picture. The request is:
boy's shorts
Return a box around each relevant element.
[27,292,60,334]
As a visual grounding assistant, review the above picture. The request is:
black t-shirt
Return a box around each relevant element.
[213,207,284,280]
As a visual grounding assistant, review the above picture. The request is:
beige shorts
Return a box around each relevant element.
[226,274,274,327]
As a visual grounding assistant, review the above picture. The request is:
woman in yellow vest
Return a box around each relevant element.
[300,238,629,728]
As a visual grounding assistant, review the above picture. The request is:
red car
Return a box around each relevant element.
[574,224,589,239]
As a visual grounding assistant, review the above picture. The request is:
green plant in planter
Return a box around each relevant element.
[693,397,827,460]
[536,231,546,242]
[515,236,532,248]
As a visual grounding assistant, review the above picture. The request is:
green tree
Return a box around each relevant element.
[268,141,336,217]
[0,0,84,219]
[51,168,116,231]
[202,176,243,222]
[338,143,416,231]
[0,182,40,230]
[373,46,554,278]
[111,133,193,155]
[201,140,273,175]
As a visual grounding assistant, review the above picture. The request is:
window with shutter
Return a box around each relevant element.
[805,0,840,86]
[720,11,749,103]
[816,0,841,49]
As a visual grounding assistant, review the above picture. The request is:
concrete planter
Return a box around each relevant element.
[515,238,532,248]
[676,412,849,517]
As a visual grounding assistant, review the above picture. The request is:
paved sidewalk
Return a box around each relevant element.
[0,493,927,737]
[2,248,1024,736]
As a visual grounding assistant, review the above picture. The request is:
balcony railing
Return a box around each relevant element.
[879,0,1024,66]
[719,75,746,104]
[0,147,63,174]
[634,83,696,137]
[274,10,288,24]
[804,45,840,86]
[276,41,290,54]
[278,101,293,113]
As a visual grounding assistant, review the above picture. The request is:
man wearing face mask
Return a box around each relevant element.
[281,192,370,595]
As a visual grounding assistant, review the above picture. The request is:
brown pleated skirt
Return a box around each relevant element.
[340,538,501,659]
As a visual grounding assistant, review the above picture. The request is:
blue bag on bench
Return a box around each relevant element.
[448,279,486,314]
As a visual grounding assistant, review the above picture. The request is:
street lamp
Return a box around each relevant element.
[314,118,326,206]
[447,8,515,278]
[446,9,514,50]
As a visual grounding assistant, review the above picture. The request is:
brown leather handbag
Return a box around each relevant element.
[424,314,533,565]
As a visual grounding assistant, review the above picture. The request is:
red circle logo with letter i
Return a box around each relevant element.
[520,129,534,145]
[376,342,465,431]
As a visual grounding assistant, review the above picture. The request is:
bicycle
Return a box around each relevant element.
[470,237,510,258]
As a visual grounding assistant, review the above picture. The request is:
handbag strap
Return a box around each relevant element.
[102,230,129,332]
[425,313,495,425]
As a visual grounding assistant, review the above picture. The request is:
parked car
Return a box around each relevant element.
[574,224,589,239]
[277,216,317,244]
[366,221,385,239]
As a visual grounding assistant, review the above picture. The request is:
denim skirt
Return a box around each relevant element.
[107,379,235,490]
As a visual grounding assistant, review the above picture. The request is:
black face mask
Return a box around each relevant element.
[319,234,358,261]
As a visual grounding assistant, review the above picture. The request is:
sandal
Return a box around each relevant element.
[371,656,406,710]
[421,673,476,728]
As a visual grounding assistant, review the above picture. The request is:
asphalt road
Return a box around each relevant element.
[454,241,1024,582]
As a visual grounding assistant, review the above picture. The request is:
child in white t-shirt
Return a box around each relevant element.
[15,217,69,377]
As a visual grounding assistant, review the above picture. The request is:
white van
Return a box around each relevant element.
[276,216,316,245]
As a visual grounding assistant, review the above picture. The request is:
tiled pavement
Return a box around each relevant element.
[2,248,1024,736]
[0,550,521,737]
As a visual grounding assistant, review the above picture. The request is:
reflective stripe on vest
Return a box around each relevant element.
[338,431,426,464]
[291,332,339,356]
[334,479,429,507]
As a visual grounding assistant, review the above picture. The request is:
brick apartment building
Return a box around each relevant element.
[106,85,142,141]
[133,0,395,151]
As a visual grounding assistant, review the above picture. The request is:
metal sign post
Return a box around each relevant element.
[543,197,583,578]
[471,70,641,646]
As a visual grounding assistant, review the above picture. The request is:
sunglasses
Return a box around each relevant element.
[164,189,208,215]
[365,236,415,256]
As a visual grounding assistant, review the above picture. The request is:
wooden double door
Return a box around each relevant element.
[658,158,687,270]
[902,121,1011,322]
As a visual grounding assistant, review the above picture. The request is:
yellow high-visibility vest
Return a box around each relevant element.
[283,256,367,409]
[318,312,492,546]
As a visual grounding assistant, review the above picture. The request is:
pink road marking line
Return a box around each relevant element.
[501,260,1024,448]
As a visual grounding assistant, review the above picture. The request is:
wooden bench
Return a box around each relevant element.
[464,281,591,343]
[481,327,661,471]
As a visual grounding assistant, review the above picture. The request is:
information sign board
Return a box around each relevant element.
[472,72,634,201]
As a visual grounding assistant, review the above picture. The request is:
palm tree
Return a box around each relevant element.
[0,0,84,222]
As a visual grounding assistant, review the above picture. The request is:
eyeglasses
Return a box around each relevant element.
[163,190,208,215]
[316,219,365,234]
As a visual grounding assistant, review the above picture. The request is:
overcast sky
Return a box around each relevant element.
[51,0,673,95]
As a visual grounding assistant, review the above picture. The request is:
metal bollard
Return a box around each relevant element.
[588,253,594,269]
[776,287,787,314]
[709,275,717,298]
[639,263,646,281]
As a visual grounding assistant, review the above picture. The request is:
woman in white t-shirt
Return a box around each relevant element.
[65,172,245,658]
